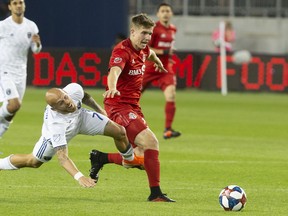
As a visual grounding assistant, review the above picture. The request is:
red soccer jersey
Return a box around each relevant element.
[145,21,177,73]
[105,38,150,105]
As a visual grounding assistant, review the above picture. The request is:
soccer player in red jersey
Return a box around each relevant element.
[142,3,181,139]
[89,13,175,202]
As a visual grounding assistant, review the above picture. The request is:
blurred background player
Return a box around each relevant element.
[142,3,181,139]
[0,83,136,188]
[0,0,41,138]
[212,20,235,52]
[90,13,175,202]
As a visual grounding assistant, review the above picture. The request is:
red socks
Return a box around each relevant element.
[165,101,176,129]
[144,149,160,187]
[108,153,122,165]
[108,149,161,188]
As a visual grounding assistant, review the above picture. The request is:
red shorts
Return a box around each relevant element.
[104,102,148,144]
[142,60,177,91]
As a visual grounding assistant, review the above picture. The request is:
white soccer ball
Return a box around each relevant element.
[219,185,247,211]
[232,50,251,65]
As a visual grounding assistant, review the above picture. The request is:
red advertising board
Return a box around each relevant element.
[27,49,288,92]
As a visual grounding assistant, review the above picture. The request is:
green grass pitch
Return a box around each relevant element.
[0,88,288,216]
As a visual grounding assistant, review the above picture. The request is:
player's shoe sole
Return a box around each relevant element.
[147,194,176,202]
[163,129,181,139]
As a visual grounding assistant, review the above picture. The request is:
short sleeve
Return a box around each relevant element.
[109,48,130,70]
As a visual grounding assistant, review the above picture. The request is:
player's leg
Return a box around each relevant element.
[133,127,175,202]
[89,146,144,173]
[124,114,175,201]
[79,109,134,159]
[77,109,135,179]
[160,75,181,139]
[0,135,56,170]
[0,78,24,137]
[103,120,133,156]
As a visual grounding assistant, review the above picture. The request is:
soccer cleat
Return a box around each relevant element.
[123,154,145,170]
[148,194,176,202]
[89,150,105,181]
[163,128,181,139]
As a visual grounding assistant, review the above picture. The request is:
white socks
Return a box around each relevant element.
[0,155,18,170]
[0,102,13,119]
[0,103,13,137]
[120,145,134,161]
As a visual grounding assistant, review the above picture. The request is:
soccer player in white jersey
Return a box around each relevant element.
[0,83,140,188]
[0,0,42,138]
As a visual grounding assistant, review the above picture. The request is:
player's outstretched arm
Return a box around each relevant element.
[82,92,107,116]
[103,66,122,98]
[55,145,96,188]
[147,50,167,73]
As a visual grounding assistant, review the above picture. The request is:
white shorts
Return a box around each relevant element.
[32,108,110,162]
[0,70,26,102]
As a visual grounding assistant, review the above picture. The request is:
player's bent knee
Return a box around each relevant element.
[142,136,159,150]
[164,86,176,101]
[104,121,127,140]
[28,157,43,168]
[7,99,22,113]
[115,125,127,140]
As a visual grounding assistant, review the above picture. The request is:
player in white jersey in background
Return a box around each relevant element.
[0,83,137,187]
[0,0,41,138]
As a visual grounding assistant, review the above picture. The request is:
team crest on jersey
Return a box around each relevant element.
[114,57,122,63]
[160,33,166,38]
[53,134,61,142]
[6,89,11,95]
[27,32,32,39]
[128,112,137,120]
[131,59,135,64]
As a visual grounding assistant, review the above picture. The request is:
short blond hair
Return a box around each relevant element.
[131,13,155,29]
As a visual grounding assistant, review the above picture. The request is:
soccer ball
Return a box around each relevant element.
[232,50,251,65]
[219,185,247,211]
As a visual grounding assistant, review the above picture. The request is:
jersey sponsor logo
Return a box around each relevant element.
[128,112,137,120]
[158,41,171,48]
[53,134,61,142]
[27,32,32,39]
[128,65,145,75]
[114,57,122,63]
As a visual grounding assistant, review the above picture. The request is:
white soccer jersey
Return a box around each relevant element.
[33,83,109,162]
[41,83,84,148]
[0,16,39,76]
